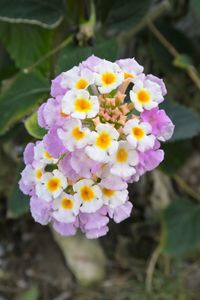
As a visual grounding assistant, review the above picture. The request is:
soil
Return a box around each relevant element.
[0,219,74,299]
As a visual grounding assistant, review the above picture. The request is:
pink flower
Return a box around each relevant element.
[58,153,80,181]
[19,177,34,196]
[52,218,79,236]
[30,196,52,225]
[43,126,66,158]
[38,97,70,129]
[79,55,103,72]
[85,226,109,239]
[23,142,34,165]
[116,58,144,78]
[146,74,167,96]
[70,149,100,178]
[19,164,36,196]
[51,73,68,98]
[130,141,164,181]
[141,108,174,141]
[138,148,164,175]
[99,166,128,190]
[58,149,101,182]
[108,201,133,223]
[79,206,109,239]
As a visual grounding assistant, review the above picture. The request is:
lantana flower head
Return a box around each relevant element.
[19,55,174,239]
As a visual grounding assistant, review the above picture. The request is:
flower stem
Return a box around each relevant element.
[148,21,200,90]
[146,244,162,293]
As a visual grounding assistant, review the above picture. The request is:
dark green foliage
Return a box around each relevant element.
[191,0,200,23]
[0,72,49,134]
[0,23,53,73]
[160,141,193,175]
[161,198,200,255]
[150,22,195,73]
[0,0,65,28]
[104,0,152,31]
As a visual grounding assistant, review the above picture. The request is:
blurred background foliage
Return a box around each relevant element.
[0,0,200,299]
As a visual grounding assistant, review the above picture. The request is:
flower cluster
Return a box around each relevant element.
[19,55,174,239]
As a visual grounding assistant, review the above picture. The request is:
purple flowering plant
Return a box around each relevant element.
[19,55,174,239]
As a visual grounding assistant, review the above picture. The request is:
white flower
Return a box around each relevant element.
[116,58,144,80]
[34,141,57,165]
[130,78,164,112]
[124,119,155,152]
[60,66,94,90]
[73,179,103,213]
[21,162,44,186]
[61,89,99,119]
[101,186,128,208]
[85,124,119,163]
[53,192,81,223]
[94,60,124,94]
[36,170,67,202]
[110,141,139,178]
[57,119,90,152]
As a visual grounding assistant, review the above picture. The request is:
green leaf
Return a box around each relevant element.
[0,22,52,73]
[7,163,29,218]
[173,54,193,70]
[105,0,152,31]
[0,0,65,28]
[0,72,50,135]
[160,99,200,141]
[25,112,47,139]
[15,286,39,300]
[160,141,193,175]
[161,198,200,255]
[56,39,119,73]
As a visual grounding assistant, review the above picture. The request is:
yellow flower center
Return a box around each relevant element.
[44,151,53,159]
[101,72,116,86]
[102,188,115,197]
[61,198,74,210]
[72,127,86,141]
[132,126,145,140]
[116,147,128,163]
[35,169,43,180]
[75,78,89,89]
[124,72,135,79]
[74,98,92,113]
[137,89,151,103]
[80,185,95,202]
[96,131,111,150]
[47,177,61,192]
